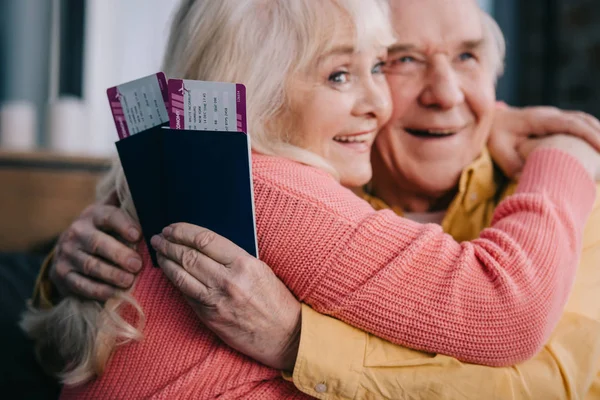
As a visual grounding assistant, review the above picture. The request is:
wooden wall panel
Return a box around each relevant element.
[0,151,111,252]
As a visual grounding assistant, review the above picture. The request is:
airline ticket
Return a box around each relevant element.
[107,72,169,139]
[168,79,247,133]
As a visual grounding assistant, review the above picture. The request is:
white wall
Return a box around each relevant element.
[83,0,179,155]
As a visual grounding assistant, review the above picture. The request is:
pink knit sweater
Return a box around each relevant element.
[61,148,595,399]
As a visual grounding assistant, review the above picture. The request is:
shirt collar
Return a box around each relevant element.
[361,149,500,214]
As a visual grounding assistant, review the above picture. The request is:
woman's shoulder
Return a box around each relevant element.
[251,153,334,189]
[251,153,330,177]
[250,153,376,222]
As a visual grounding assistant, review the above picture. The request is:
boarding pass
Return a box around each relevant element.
[107,72,169,139]
[168,79,247,133]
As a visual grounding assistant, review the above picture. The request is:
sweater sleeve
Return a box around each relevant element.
[252,148,597,367]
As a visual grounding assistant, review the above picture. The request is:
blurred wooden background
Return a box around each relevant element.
[0,150,110,252]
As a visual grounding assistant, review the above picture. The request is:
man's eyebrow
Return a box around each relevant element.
[461,39,485,51]
[387,43,417,54]
[387,39,486,54]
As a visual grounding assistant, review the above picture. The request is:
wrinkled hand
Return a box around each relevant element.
[488,105,600,178]
[151,223,301,371]
[50,191,143,301]
[518,134,600,181]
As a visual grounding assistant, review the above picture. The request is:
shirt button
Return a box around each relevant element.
[315,383,327,393]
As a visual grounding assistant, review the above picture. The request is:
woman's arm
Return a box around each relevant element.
[289,184,600,399]
[158,144,596,366]
[153,186,600,398]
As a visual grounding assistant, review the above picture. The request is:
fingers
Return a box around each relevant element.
[72,219,142,274]
[156,254,209,303]
[51,259,117,301]
[572,111,600,141]
[151,234,225,288]
[60,241,135,289]
[91,204,141,242]
[577,111,600,132]
[162,223,247,266]
[562,111,600,152]
[49,199,144,301]
[525,107,600,152]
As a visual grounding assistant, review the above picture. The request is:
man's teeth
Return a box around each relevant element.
[427,129,455,135]
[333,133,371,143]
[405,128,456,136]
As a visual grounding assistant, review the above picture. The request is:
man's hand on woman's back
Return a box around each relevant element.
[488,105,600,178]
[49,191,143,302]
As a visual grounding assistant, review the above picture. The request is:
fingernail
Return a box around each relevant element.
[163,226,173,237]
[150,235,161,248]
[128,228,140,241]
[128,257,142,272]
[121,272,135,287]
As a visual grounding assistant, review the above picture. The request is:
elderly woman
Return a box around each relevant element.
[23,0,600,398]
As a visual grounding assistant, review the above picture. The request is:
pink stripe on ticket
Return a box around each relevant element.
[171,99,184,109]
[168,79,186,130]
[107,87,130,139]
[236,84,247,134]
[171,93,184,103]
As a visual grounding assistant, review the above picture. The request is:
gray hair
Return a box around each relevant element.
[481,10,506,81]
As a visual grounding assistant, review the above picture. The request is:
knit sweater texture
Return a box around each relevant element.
[61,148,596,399]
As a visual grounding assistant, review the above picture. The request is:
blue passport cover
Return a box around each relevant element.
[116,126,258,266]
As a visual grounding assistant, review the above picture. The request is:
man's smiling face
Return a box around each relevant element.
[374,0,497,197]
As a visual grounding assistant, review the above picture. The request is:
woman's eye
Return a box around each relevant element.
[372,61,386,74]
[328,71,349,84]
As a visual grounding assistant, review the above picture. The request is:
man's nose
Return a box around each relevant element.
[419,60,465,109]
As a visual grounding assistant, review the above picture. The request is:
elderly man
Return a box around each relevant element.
[31,0,600,398]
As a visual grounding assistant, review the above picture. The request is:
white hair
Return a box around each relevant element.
[480,10,506,81]
[21,0,395,385]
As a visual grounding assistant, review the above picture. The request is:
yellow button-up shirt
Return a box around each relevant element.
[290,151,600,400]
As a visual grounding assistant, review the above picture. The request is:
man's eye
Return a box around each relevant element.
[329,71,349,84]
[394,56,416,64]
[458,52,475,61]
